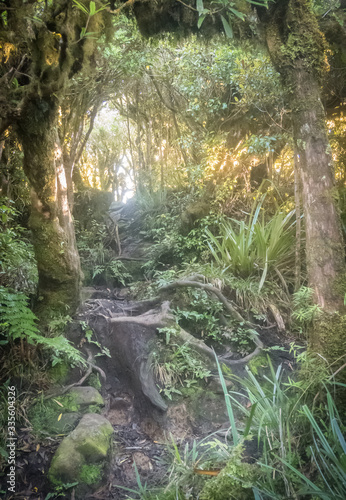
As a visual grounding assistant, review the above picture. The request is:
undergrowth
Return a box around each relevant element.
[127,352,346,500]
[206,195,296,289]
[152,340,211,400]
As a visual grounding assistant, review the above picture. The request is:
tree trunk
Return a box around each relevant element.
[17,96,82,317]
[265,0,346,360]
[294,148,302,292]
[291,65,345,311]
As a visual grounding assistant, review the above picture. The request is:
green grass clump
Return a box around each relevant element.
[247,354,268,376]
[29,401,64,435]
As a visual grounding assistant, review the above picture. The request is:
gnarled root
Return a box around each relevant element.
[159,277,248,324]
[179,328,263,367]
[108,301,174,328]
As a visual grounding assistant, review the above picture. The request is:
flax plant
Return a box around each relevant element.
[206,196,296,291]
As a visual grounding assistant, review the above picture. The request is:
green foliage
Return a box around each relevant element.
[175,287,224,343]
[0,198,38,294]
[93,259,132,286]
[206,196,296,289]
[0,287,85,367]
[126,357,346,500]
[292,286,322,334]
[49,361,70,384]
[109,31,286,202]
[29,398,68,436]
[153,342,211,400]
[76,218,132,286]
[216,355,346,499]
[141,213,203,273]
[87,373,102,390]
[29,391,102,436]
[115,460,189,499]
[245,134,277,155]
[312,0,342,17]
[45,482,79,499]
[80,320,111,359]
[247,354,268,376]
[218,272,289,320]
[139,193,221,277]
[48,314,73,337]
[196,0,269,38]
[199,443,256,500]
[0,287,40,344]
[163,436,208,494]
[72,0,108,41]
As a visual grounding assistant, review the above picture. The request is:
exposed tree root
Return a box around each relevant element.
[108,301,174,328]
[219,335,263,365]
[158,275,264,363]
[268,303,286,332]
[80,277,265,411]
[179,327,263,367]
[139,358,168,411]
[102,289,262,367]
[45,348,106,399]
[159,278,248,324]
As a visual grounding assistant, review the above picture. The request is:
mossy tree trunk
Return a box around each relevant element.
[265,0,346,359]
[17,96,82,316]
[1,1,111,317]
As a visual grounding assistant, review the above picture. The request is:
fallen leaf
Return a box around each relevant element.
[194,469,220,476]
[36,444,40,452]
[58,413,62,421]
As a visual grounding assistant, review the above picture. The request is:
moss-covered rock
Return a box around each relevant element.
[70,413,113,460]
[29,399,79,436]
[49,439,85,486]
[67,386,104,406]
[29,388,104,437]
[87,373,102,391]
[48,413,113,491]
[79,463,103,485]
[48,412,81,434]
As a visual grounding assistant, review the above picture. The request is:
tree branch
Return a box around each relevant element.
[74,101,102,166]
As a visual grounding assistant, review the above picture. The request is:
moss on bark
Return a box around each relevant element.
[17,97,82,319]
[266,0,326,80]
[309,312,346,376]
[266,0,346,317]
